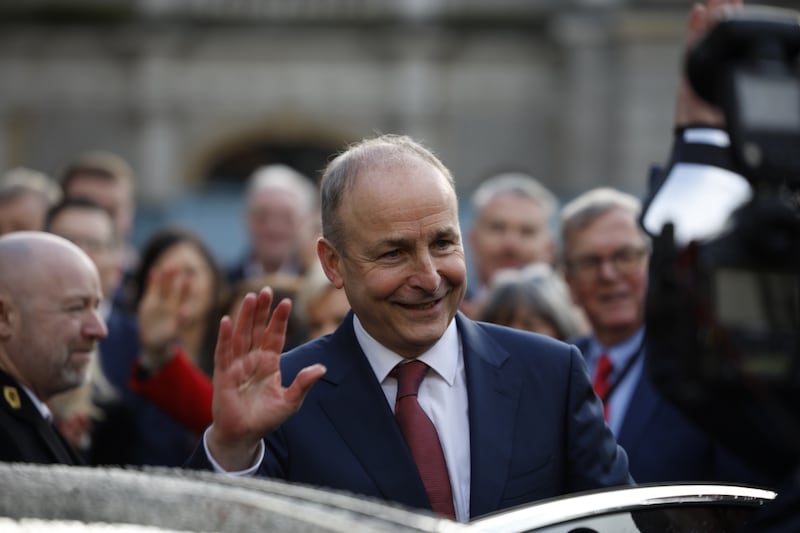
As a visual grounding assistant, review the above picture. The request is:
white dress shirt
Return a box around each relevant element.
[353,315,471,522]
[586,327,645,436]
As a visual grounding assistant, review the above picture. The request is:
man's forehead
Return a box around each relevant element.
[67,177,129,205]
[568,223,645,252]
[53,208,112,227]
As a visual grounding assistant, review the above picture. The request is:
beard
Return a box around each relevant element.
[51,348,94,397]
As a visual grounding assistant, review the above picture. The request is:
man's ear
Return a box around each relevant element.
[317,238,345,289]
[0,294,15,340]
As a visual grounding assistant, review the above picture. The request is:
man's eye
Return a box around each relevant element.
[487,222,505,234]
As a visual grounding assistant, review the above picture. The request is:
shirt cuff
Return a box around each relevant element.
[202,425,265,476]
[682,127,730,147]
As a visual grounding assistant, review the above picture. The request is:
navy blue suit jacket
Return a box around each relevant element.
[572,335,766,485]
[189,312,632,518]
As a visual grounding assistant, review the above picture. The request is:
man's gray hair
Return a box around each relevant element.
[560,187,645,252]
[471,172,557,221]
[320,134,454,251]
[0,167,62,206]
[246,164,318,216]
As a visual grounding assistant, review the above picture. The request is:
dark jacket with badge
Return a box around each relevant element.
[0,369,83,464]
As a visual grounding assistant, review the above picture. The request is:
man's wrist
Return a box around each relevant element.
[205,425,265,474]
[137,344,180,375]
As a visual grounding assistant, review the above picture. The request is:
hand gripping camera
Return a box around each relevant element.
[642,5,800,480]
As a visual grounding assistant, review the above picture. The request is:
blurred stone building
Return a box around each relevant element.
[0,0,785,263]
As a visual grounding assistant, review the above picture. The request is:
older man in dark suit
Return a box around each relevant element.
[188,134,633,522]
[0,232,107,464]
[561,186,767,486]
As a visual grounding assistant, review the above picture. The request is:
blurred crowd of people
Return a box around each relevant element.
[0,153,350,466]
[0,133,769,486]
[0,0,783,524]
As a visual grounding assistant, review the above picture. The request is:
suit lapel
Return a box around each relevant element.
[35,413,80,464]
[457,315,522,518]
[617,372,659,458]
[316,318,431,511]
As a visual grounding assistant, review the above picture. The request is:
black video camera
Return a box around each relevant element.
[642,5,800,480]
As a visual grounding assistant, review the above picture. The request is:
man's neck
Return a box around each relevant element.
[595,324,643,348]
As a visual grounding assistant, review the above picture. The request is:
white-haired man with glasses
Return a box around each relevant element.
[561,186,763,485]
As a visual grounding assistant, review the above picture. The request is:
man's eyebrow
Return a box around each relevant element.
[62,294,99,305]
[374,236,413,250]
[432,227,461,242]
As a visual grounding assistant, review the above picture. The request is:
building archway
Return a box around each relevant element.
[137,121,354,267]
[191,121,353,187]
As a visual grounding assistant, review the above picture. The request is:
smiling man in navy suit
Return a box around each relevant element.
[188,134,632,521]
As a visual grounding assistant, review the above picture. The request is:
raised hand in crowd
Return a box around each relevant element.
[673,0,742,128]
[136,266,191,373]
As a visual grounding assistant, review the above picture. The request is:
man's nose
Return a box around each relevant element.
[84,309,109,340]
[412,253,441,292]
[596,257,621,280]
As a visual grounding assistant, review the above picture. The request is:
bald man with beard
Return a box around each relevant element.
[0,232,107,464]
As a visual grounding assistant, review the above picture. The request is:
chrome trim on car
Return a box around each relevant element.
[467,484,777,532]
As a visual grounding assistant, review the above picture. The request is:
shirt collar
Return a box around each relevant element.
[590,326,645,368]
[353,314,460,386]
[20,384,53,421]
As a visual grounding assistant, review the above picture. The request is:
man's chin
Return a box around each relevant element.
[69,351,94,370]
[65,359,93,383]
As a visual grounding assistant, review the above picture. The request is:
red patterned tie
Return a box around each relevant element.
[392,360,456,519]
[592,353,614,421]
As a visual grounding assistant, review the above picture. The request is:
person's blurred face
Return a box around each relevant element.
[247,188,304,273]
[0,193,48,235]
[319,158,467,359]
[48,207,121,300]
[153,242,216,325]
[305,287,350,340]
[470,193,554,286]
[64,176,133,242]
[564,208,649,346]
[9,249,107,400]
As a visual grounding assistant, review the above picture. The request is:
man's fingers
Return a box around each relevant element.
[261,298,292,354]
[215,315,233,371]
[252,287,275,338]
[705,0,744,31]
[231,292,257,356]
[155,267,177,301]
[177,271,193,304]
[686,4,707,47]
[284,364,327,407]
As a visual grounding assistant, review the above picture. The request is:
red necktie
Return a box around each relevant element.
[592,353,614,421]
[392,360,456,519]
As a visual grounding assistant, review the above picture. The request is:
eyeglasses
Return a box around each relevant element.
[566,246,649,279]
